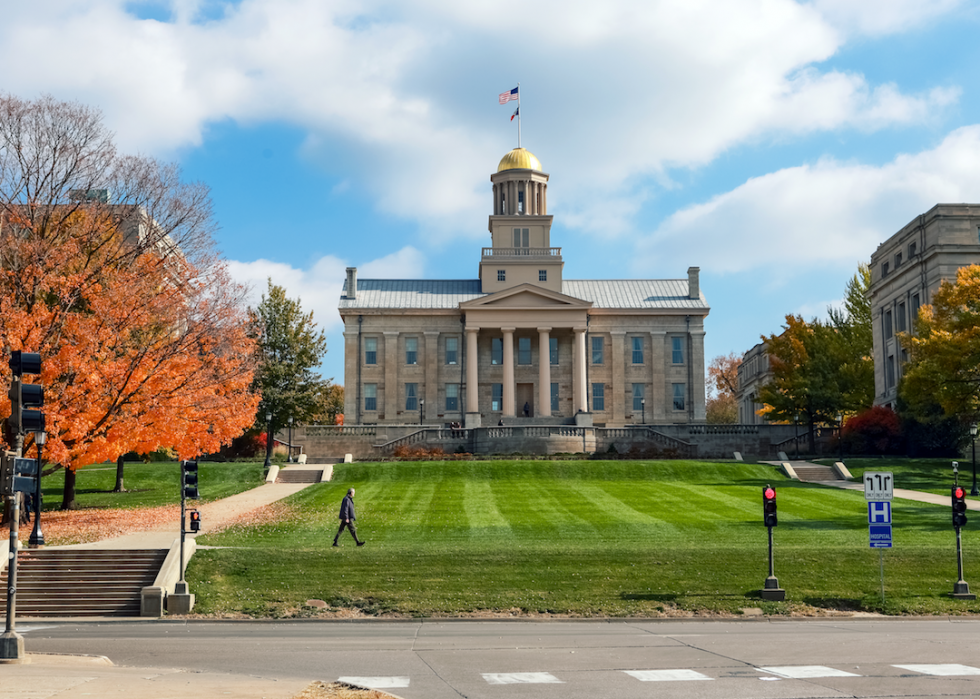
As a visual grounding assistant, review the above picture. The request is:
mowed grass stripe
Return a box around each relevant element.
[463,480,513,537]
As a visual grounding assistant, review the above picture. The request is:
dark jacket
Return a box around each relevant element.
[339,494,356,521]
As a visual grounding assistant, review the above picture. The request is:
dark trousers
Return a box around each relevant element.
[334,519,361,544]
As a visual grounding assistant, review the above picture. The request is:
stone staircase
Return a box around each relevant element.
[0,548,166,617]
[792,464,843,482]
[276,469,323,484]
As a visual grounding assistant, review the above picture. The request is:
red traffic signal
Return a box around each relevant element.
[763,485,778,527]
[188,509,201,532]
[952,486,968,528]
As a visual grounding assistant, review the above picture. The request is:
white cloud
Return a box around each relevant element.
[634,126,980,277]
[0,0,963,241]
[811,0,963,37]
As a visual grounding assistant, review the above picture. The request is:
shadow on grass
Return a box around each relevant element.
[798,596,867,612]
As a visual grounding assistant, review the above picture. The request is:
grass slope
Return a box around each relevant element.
[191,460,980,617]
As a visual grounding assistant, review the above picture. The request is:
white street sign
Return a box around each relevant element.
[864,471,893,501]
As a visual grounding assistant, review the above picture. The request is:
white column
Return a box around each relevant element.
[502,327,515,417]
[383,331,399,421]
[538,327,551,416]
[573,327,587,413]
[466,327,479,413]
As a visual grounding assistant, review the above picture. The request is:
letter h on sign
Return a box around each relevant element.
[869,501,892,525]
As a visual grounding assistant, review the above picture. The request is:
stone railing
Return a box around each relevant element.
[481,247,561,257]
[302,426,377,437]
[687,425,760,435]
[378,428,472,454]
[597,427,698,457]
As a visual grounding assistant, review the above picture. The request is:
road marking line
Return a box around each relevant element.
[625,669,713,682]
[482,672,562,685]
[894,664,980,676]
[759,666,860,679]
[338,676,410,688]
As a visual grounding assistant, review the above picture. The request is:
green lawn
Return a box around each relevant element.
[190,459,980,617]
[816,457,975,499]
[42,460,266,510]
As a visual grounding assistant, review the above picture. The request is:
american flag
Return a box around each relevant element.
[498,87,518,104]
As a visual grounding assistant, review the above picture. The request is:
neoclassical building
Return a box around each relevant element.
[338,147,709,427]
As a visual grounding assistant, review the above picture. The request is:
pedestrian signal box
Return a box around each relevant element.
[763,486,778,527]
[188,510,201,532]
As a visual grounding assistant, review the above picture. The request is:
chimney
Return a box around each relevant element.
[687,266,700,300]
[346,267,357,300]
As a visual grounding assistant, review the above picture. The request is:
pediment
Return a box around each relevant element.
[460,284,591,310]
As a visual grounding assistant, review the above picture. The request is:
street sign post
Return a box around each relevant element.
[864,471,894,501]
[865,473,894,604]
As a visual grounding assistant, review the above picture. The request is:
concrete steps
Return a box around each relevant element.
[0,548,166,617]
[793,465,842,482]
[276,469,323,483]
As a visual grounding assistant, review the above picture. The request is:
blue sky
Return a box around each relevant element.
[3,0,980,386]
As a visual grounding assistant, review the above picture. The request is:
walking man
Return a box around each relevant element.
[333,487,365,547]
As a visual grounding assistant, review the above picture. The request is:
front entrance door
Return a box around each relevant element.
[516,383,534,417]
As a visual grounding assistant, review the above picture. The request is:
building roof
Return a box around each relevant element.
[339,278,708,311]
[497,148,542,173]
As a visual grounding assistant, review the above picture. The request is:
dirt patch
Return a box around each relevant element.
[294,681,397,699]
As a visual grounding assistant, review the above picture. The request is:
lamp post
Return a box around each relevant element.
[28,431,46,548]
[419,399,424,425]
[264,410,273,470]
[287,416,293,463]
[793,414,799,460]
[837,411,844,463]
[971,423,978,497]
[641,398,645,425]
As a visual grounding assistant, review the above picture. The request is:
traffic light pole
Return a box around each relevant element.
[951,525,974,599]
[0,495,25,662]
[761,525,784,600]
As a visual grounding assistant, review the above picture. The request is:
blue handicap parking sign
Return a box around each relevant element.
[868,501,892,524]
[869,524,893,548]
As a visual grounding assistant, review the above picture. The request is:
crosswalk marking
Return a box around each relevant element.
[894,664,980,676]
[759,666,860,679]
[624,669,713,682]
[483,672,563,685]
[338,676,410,688]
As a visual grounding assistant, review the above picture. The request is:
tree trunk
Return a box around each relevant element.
[114,455,126,492]
[61,467,77,510]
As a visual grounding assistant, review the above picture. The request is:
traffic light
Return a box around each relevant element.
[188,510,201,532]
[8,351,44,436]
[181,459,199,500]
[0,451,36,495]
[952,485,968,528]
[763,485,778,527]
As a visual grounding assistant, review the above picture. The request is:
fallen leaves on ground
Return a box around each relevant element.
[293,681,395,699]
[1,505,180,546]
[205,501,295,534]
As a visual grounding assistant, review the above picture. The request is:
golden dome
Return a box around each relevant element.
[497,148,542,172]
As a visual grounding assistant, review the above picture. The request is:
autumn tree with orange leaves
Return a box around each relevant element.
[705,352,740,423]
[0,94,259,510]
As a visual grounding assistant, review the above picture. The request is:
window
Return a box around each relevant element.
[895,252,902,268]
[901,348,909,365]
[539,269,547,282]
[446,337,458,365]
[884,310,893,338]
[912,292,920,318]
[592,383,605,411]
[551,382,559,413]
[550,337,558,365]
[497,269,506,282]
[405,383,417,411]
[405,337,418,365]
[886,355,895,389]
[491,338,503,365]
[672,383,685,411]
[897,302,906,333]
[513,227,529,248]
[882,261,889,277]
[671,337,684,364]
[492,383,503,411]
[631,336,644,364]
[364,384,377,411]
[591,336,604,364]
[909,241,917,257]
[632,383,645,411]
[518,337,531,365]
[364,337,377,365]
[518,188,525,214]
[446,384,459,411]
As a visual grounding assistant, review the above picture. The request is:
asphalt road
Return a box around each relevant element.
[18,617,980,698]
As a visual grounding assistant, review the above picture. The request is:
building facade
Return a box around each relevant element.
[868,204,980,408]
[736,341,772,425]
[338,148,709,427]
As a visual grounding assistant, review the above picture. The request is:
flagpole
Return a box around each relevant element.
[517,82,522,149]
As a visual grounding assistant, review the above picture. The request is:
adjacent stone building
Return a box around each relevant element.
[868,204,980,408]
[736,341,772,425]
[338,147,709,427]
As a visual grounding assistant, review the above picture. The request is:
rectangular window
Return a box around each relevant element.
[551,382,559,413]
[513,227,529,248]
[886,355,895,389]
[592,383,605,411]
[591,336,604,364]
[897,302,906,332]
[882,261,889,277]
[492,383,503,411]
[446,337,458,365]
[539,269,547,281]
[518,337,531,365]
[901,348,909,365]
[497,269,506,282]
[405,383,417,411]
[884,310,893,337]
[405,337,418,365]
[631,336,644,364]
[364,384,377,411]
[491,337,503,365]
[895,252,902,268]
[909,241,917,257]
[672,383,685,411]
[364,337,377,365]
[632,383,645,411]
[446,384,459,411]
[550,337,558,365]
[671,337,684,364]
